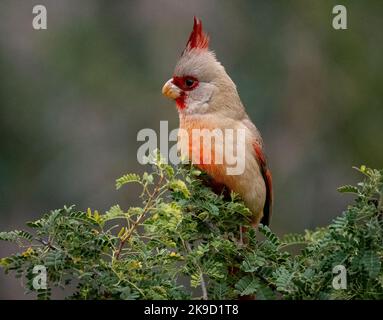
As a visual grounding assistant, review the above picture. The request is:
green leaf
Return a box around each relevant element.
[142,172,154,184]
[337,185,359,194]
[241,254,266,272]
[235,276,258,296]
[104,205,129,222]
[259,225,281,247]
[190,272,202,288]
[116,173,141,189]
[362,251,381,278]
[255,284,275,300]
[45,251,65,270]
[273,267,295,293]
[117,286,140,300]
[212,282,229,300]
[0,230,33,242]
[281,233,306,246]
[168,179,190,198]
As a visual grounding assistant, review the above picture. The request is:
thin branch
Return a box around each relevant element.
[200,273,208,300]
[115,175,164,260]
[184,240,208,300]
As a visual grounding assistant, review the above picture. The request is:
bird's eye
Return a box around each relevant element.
[185,78,195,87]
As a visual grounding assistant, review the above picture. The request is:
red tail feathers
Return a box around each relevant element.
[253,143,273,226]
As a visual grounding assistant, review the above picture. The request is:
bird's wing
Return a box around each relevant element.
[242,117,264,148]
[242,116,273,225]
[253,142,273,226]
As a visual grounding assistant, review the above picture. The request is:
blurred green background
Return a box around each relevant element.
[0,0,382,299]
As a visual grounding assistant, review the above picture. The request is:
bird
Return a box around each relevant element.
[162,17,273,227]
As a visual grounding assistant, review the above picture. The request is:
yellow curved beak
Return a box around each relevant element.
[162,79,181,100]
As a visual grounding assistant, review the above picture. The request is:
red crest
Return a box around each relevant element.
[183,17,209,54]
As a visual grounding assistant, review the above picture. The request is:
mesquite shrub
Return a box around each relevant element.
[1,153,382,299]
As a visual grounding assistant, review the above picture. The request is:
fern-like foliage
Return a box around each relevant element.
[0,155,382,300]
